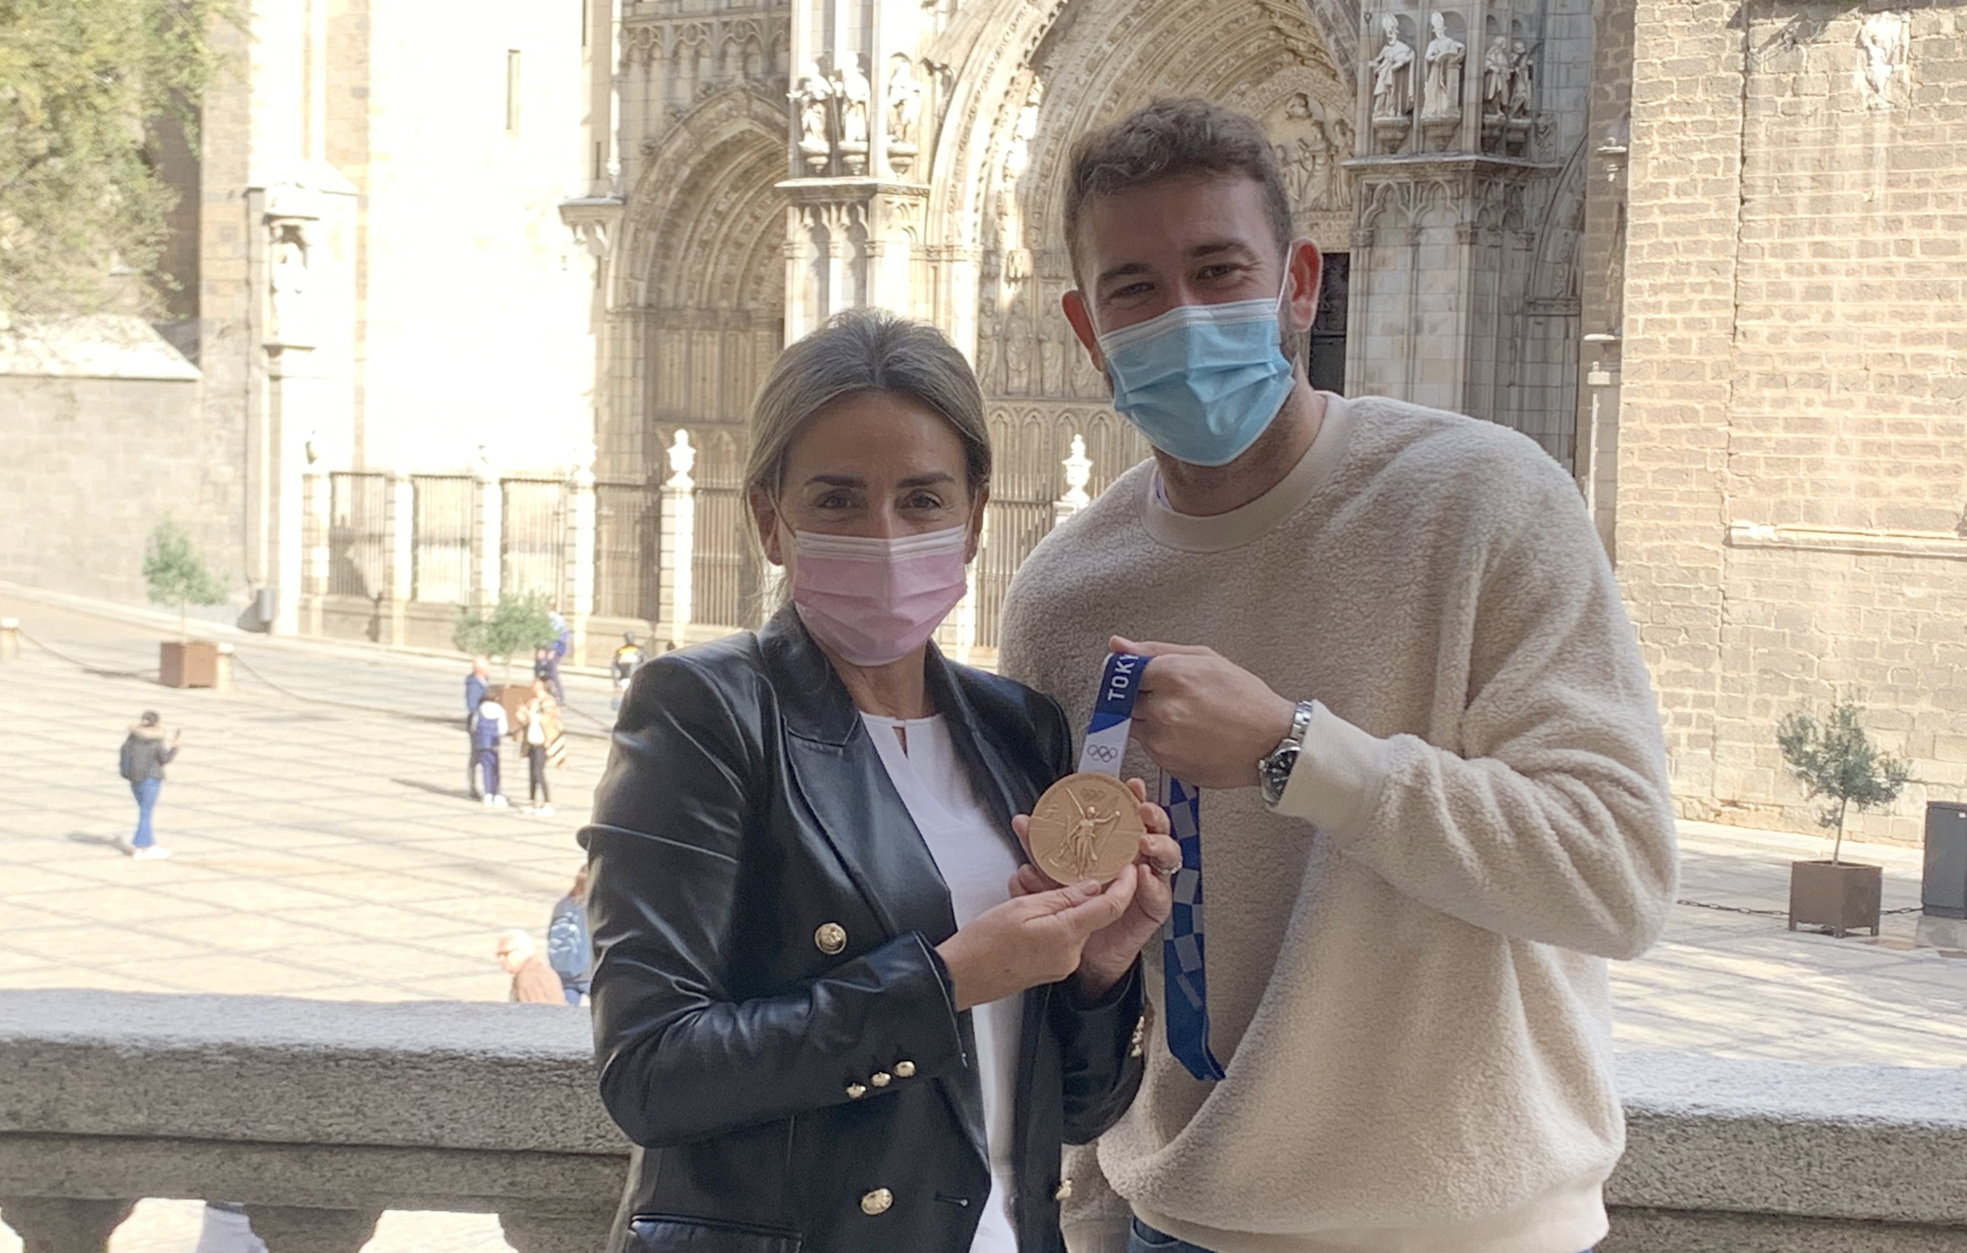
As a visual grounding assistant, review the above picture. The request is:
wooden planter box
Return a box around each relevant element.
[159,640,219,689]
[1788,859,1883,938]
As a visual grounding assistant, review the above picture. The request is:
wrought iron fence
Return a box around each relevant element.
[327,472,389,599]
[691,430,756,630]
[411,475,474,604]
[595,480,662,621]
[973,411,1060,650]
[500,478,566,604]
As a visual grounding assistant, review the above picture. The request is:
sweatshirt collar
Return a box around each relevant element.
[1141,391,1354,553]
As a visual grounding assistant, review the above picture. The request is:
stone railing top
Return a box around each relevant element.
[0,991,622,1156]
[2,991,1965,1226]
[1610,1048,1967,1226]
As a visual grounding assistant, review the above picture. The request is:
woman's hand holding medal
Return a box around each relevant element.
[1013,777,1180,1000]
[932,779,1175,1011]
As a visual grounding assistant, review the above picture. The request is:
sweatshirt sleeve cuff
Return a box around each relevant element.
[1273,700,1393,837]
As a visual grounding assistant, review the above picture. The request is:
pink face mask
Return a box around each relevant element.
[788,525,970,667]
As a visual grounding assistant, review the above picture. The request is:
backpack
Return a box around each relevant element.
[546,899,589,979]
[118,734,141,782]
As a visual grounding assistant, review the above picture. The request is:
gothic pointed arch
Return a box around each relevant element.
[601,86,786,630]
[602,89,785,466]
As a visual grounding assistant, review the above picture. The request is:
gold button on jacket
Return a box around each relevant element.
[845,1083,868,1100]
[860,1188,893,1216]
[869,1070,892,1087]
[892,1059,916,1078]
[814,922,847,954]
[1053,1180,1074,1201]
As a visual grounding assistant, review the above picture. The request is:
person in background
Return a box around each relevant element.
[118,710,181,860]
[516,676,566,816]
[497,930,566,1004]
[610,632,646,712]
[464,655,491,799]
[546,865,593,1005]
[546,608,572,701]
[472,691,509,808]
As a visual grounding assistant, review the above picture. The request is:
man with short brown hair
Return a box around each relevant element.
[1001,98,1678,1253]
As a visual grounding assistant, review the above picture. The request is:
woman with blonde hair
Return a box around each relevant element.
[583,308,1178,1253]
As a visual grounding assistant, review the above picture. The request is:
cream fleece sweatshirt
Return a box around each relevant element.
[997,393,1678,1253]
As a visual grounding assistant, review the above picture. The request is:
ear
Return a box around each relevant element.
[747,485,787,567]
[1285,238,1323,336]
[1061,289,1105,373]
[964,482,991,564]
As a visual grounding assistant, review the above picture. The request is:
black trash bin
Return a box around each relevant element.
[1923,802,1967,919]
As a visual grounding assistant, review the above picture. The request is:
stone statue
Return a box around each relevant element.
[835,56,871,149]
[1507,40,1535,118]
[1369,16,1415,120]
[790,63,832,157]
[1482,36,1512,118]
[268,221,310,343]
[887,57,922,148]
[1423,13,1465,118]
[1858,12,1906,109]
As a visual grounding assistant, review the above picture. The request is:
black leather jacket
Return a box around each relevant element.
[583,608,1145,1253]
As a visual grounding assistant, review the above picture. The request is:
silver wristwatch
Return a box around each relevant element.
[1258,701,1317,808]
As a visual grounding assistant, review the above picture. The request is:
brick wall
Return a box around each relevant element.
[1620,0,1967,842]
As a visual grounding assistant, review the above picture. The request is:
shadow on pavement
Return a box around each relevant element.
[390,778,479,802]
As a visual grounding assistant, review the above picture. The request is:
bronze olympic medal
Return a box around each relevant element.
[1027,771,1145,886]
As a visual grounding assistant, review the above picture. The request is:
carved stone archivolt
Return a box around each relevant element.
[1268,91,1354,216]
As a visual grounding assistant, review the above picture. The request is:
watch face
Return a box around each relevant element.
[1262,746,1297,801]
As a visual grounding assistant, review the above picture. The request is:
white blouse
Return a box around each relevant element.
[862,712,1025,1253]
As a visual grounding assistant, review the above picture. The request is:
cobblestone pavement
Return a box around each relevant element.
[2,586,1963,1252]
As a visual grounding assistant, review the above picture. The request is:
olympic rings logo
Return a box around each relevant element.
[1085,744,1120,763]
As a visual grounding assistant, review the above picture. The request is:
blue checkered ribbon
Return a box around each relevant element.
[1079,653,1224,1082]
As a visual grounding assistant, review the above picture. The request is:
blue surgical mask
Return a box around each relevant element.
[1095,273,1295,467]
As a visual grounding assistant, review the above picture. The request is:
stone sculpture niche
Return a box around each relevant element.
[887,56,923,175]
[1368,14,1417,153]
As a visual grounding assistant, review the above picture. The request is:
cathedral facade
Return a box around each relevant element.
[5,0,1964,842]
[568,0,1602,647]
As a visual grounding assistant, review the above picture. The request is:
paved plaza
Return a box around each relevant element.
[2,586,1964,1251]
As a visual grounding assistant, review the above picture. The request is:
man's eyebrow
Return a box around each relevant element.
[1093,260,1152,289]
[1187,239,1259,261]
[1093,241,1260,289]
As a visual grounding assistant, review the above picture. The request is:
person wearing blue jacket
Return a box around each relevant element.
[464,656,490,798]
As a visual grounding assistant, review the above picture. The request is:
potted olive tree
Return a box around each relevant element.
[1777,700,1909,938]
[143,518,229,688]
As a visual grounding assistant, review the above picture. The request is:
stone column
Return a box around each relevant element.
[565,447,598,664]
[1580,336,1622,560]
[384,473,414,646]
[0,1197,136,1253]
[242,1205,381,1253]
[657,432,696,650]
[472,451,503,610]
[302,470,332,637]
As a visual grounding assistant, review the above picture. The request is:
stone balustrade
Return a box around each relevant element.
[0,991,1962,1253]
